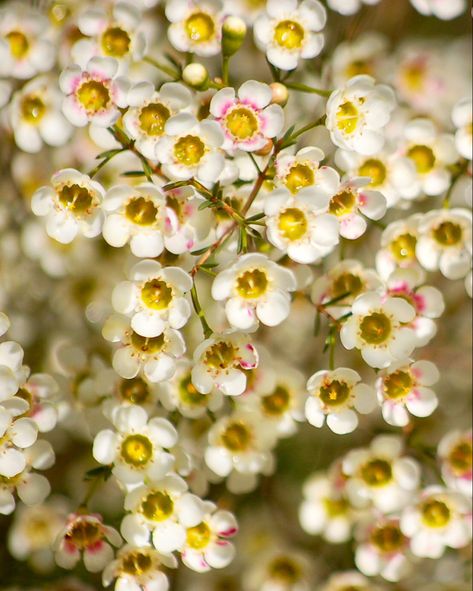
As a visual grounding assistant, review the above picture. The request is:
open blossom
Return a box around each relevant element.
[102,183,177,258]
[165,0,223,57]
[329,32,387,86]
[376,358,439,426]
[211,253,296,330]
[210,81,284,153]
[123,82,193,161]
[112,259,192,338]
[340,291,417,368]
[31,169,105,244]
[438,430,472,496]
[0,407,38,478]
[400,486,472,558]
[305,368,376,435]
[326,75,396,155]
[93,405,178,485]
[59,56,129,127]
[416,208,472,280]
[452,97,472,160]
[55,513,122,572]
[191,333,258,396]
[0,339,29,409]
[275,146,328,193]
[253,0,326,71]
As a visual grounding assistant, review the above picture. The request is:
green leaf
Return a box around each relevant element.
[95,148,124,160]
[246,212,266,222]
[121,170,146,177]
[191,246,211,255]
[84,465,112,481]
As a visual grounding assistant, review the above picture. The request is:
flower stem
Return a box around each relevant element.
[190,282,213,338]
[143,55,180,79]
[285,81,332,97]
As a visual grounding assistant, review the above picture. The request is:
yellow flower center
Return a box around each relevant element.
[273,20,305,50]
[101,26,131,57]
[319,379,351,407]
[389,232,417,262]
[65,519,102,549]
[130,332,165,355]
[236,268,269,299]
[76,80,110,113]
[204,341,236,370]
[179,374,207,406]
[285,163,315,194]
[323,497,349,517]
[58,183,95,214]
[119,377,150,404]
[268,556,301,583]
[174,135,205,166]
[345,59,373,79]
[432,221,463,246]
[186,521,212,549]
[359,312,392,345]
[358,158,387,187]
[383,370,413,400]
[261,385,291,417]
[336,101,359,135]
[403,63,425,92]
[120,434,154,467]
[332,272,363,300]
[141,279,173,310]
[125,196,158,226]
[141,491,174,521]
[370,523,405,553]
[225,107,259,140]
[185,12,215,43]
[360,458,393,487]
[221,420,252,452]
[421,499,451,528]
[329,189,356,217]
[407,144,436,174]
[139,103,171,136]
[447,440,472,476]
[6,30,29,59]
[121,550,153,575]
[278,207,308,241]
[20,94,46,124]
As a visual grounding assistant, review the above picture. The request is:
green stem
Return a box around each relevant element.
[190,283,213,338]
[285,81,332,97]
[289,115,327,142]
[222,56,230,86]
[144,55,180,79]
[87,149,125,177]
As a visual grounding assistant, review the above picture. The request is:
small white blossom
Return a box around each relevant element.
[438,430,472,496]
[452,97,472,160]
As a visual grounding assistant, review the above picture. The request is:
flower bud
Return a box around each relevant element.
[270,82,289,106]
[182,63,209,90]
[255,138,274,156]
[222,16,247,57]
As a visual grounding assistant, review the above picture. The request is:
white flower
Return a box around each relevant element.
[400,486,472,558]
[275,146,328,194]
[31,169,105,244]
[15,372,60,433]
[328,176,387,240]
[416,208,472,280]
[72,2,147,69]
[165,0,223,57]
[54,513,122,573]
[326,75,396,155]
[0,340,29,409]
[299,472,355,543]
[59,57,129,127]
[9,76,72,153]
[376,358,439,427]
[210,81,284,152]
[123,82,193,160]
[93,405,178,485]
[112,259,192,338]
[0,408,38,478]
[385,267,445,347]
[340,291,417,369]
[253,0,326,71]
[101,375,162,422]
[321,571,379,591]
[103,314,185,383]
[355,517,411,582]
[120,474,190,553]
[401,118,458,197]
[191,333,258,396]
[410,0,466,20]
[156,114,225,185]
[103,544,176,591]
[0,5,55,79]
[342,435,421,513]
[327,0,381,16]
[264,187,339,264]
[438,430,472,496]
[180,502,238,572]
[305,368,376,435]
[102,183,177,257]
[452,97,472,160]
[211,253,296,330]
[311,259,382,320]
[329,32,387,86]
